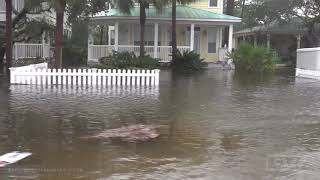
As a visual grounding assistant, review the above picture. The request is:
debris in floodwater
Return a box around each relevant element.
[0,151,32,167]
[80,124,163,143]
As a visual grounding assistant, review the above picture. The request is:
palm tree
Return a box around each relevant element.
[115,0,166,57]
[52,0,67,68]
[171,0,196,62]
[4,0,13,74]
[241,0,245,18]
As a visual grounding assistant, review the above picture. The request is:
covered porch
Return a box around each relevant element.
[88,6,241,62]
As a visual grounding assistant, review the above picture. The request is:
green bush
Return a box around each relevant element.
[229,43,278,73]
[171,50,207,72]
[62,46,87,67]
[99,51,159,69]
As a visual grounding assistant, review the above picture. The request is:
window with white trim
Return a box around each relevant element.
[209,0,218,7]
[208,28,217,53]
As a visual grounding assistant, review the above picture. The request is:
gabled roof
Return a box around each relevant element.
[94,5,241,22]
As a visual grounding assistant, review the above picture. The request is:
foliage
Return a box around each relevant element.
[62,21,88,67]
[171,50,207,73]
[229,43,278,73]
[238,0,320,46]
[62,45,87,67]
[98,51,159,69]
[66,0,110,23]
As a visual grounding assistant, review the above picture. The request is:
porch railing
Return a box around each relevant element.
[13,43,50,59]
[88,45,190,62]
[1,0,46,14]
[0,0,5,12]
[1,0,26,12]
[13,0,25,12]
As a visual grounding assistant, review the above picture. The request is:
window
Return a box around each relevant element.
[133,25,161,46]
[208,28,217,53]
[209,0,218,7]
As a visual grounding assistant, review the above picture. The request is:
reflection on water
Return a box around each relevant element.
[0,69,320,179]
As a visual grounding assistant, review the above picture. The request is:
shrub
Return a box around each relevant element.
[171,50,207,73]
[62,46,87,67]
[134,55,160,69]
[229,43,278,73]
[99,51,159,69]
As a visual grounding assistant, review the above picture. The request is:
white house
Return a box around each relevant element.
[87,0,241,63]
[0,0,70,62]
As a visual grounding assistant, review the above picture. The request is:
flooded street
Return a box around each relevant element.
[1,68,320,180]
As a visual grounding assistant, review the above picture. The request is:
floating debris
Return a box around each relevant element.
[0,151,32,167]
[81,124,163,143]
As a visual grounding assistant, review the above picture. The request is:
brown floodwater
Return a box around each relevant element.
[0,68,320,180]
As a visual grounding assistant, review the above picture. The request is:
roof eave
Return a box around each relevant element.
[89,16,242,24]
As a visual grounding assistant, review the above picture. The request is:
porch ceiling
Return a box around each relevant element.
[90,5,241,25]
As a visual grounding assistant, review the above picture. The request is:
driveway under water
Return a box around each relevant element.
[0,68,320,180]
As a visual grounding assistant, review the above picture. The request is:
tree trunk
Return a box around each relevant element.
[139,2,146,57]
[172,0,177,62]
[5,0,13,75]
[241,0,246,18]
[0,47,5,74]
[54,2,66,68]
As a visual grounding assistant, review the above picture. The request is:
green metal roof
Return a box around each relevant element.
[98,5,241,21]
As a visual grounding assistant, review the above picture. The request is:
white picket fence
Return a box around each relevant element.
[10,63,160,86]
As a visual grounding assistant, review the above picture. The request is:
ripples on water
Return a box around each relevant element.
[0,69,320,180]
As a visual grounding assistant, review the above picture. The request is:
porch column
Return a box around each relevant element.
[154,23,159,58]
[115,21,119,51]
[219,27,223,49]
[296,34,301,49]
[267,33,271,48]
[190,23,195,51]
[228,24,233,52]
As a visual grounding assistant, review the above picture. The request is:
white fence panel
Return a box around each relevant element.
[10,63,160,86]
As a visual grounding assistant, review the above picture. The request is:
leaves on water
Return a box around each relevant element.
[80,124,164,143]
